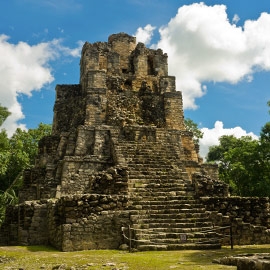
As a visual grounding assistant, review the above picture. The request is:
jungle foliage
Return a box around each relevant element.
[206,102,270,197]
[0,104,51,224]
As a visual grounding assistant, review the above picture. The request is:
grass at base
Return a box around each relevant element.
[0,245,269,269]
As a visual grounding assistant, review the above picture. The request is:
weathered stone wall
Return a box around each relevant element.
[52,84,84,135]
[192,172,229,197]
[199,196,270,245]
[164,92,185,130]
[106,90,143,126]
[18,135,63,202]
[50,194,130,251]
[201,197,269,227]
[0,205,19,245]
[180,131,200,162]
[0,201,49,246]
[192,173,270,245]
[201,163,219,180]
[1,193,131,251]
[108,33,136,74]
[59,163,128,196]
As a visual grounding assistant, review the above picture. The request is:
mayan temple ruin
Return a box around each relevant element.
[0,33,269,251]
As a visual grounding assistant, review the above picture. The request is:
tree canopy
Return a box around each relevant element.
[0,104,10,127]
[0,123,52,192]
[0,104,52,224]
[206,102,270,197]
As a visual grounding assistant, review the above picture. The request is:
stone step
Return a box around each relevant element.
[128,190,194,196]
[129,200,202,207]
[127,161,182,165]
[132,226,215,233]
[132,218,211,226]
[129,188,193,195]
[135,235,219,245]
[130,174,185,179]
[134,230,219,240]
[136,242,221,251]
[129,183,193,188]
[140,222,213,229]
[125,147,179,153]
[129,209,206,215]
[116,150,180,157]
[128,169,184,174]
[121,148,178,153]
[131,212,208,219]
[129,173,190,179]
[128,188,194,194]
[129,196,196,202]
[123,158,180,162]
[131,215,209,223]
[128,180,187,185]
[128,188,192,195]
[135,239,219,248]
[129,160,180,165]
[117,150,179,155]
[137,227,219,236]
[115,144,180,151]
[116,152,180,158]
[132,185,193,192]
[131,154,180,159]
[130,157,180,161]
[129,196,200,203]
[128,173,188,179]
[129,186,190,191]
[128,170,182,175]
[128,205,206,213]
[128,177,189,182]
[130,191,195,197]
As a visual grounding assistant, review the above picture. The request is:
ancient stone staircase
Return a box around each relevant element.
[114,138,221,251]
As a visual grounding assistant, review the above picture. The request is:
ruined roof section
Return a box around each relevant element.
[52,33,184,135]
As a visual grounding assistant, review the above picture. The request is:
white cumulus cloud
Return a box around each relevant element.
[0,35,82,135]
[134,24,156,45]
[199,121,258,159]
[152,3,270,109]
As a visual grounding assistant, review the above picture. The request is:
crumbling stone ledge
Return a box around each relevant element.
[214,253,270,270]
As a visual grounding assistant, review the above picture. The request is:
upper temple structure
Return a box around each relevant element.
[0,33,269,251]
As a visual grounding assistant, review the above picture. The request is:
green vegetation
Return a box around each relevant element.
[0,245,269,269]
[0,104,52,225]
[184,118,203,144]
[0,122,52,192]
[0,104,10,127]
[206,101,270,197]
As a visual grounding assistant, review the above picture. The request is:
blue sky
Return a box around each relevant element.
[1,0,270,157]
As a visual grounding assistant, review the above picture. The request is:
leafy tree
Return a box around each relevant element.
[257,108,270,196]
[206,135,263,196]
[260,122,270,143]
[0,105,11,177]
[184,118,203,144]
[0,123,52,192]
[0,187,18,225]
[206,101,270,197]
[0,104,10,127]
[0,122,52,225]
[0,130,10,176]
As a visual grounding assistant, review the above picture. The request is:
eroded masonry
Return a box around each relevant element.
[0,33,269,251]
